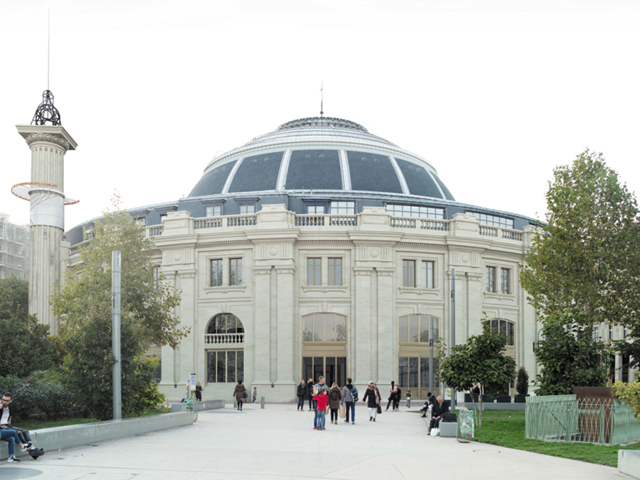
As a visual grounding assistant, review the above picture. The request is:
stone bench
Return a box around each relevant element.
[0,411,195,460]
[440,421,457,437]
[170,399,224,412]
[619,450,640,479]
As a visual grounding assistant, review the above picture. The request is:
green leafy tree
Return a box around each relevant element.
[438,320,516,426]
[520,150,640,328]
[0,277,58,377]
[534,311,609,395]
[52,198,189,419]
[612,380,640,417]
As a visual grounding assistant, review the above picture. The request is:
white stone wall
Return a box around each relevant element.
[145,206,536,402]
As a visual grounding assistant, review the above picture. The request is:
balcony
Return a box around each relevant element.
[205,333,245,346]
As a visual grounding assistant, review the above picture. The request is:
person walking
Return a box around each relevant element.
[297,379,307,411]
[233,380,247,411]
[307,377,314,410]
[195,382,202,402]
[362,381,381,422]
[386,381,398,411]
[342,378,357,424]
[252,387,257,403]
[328,382,342,425]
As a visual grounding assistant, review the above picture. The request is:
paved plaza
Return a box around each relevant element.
[0,403,624,479]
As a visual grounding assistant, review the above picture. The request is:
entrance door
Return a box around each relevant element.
[303,356,347,386]
[399,356,440,399]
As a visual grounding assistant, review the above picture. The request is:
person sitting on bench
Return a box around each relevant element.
[430,395,449,430]
[1,392,44,459]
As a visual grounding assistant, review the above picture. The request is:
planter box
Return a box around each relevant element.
[514,394,528,403]
[496,395,512,403]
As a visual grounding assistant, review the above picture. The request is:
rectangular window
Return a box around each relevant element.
[609,325,613,340]
[330,201,355,215]
[386,204,444,219]
[134,217,146,227]
[210,259,223,287]
[207,350,244,384]
[403,260,415,287]
[409,315,419,342]
[230,258,242,286]
[307,258,321,285]
[239,204,255,215]
[593,326,599,342]
[467,212,514,229]
[205,205,222,217]
[307,205,325,214]
[501,268,510,294]
[422,261,434,288]
[328,258,342,285]
[486,266,496,292]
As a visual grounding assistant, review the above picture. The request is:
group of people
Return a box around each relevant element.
[0,392,44,462]
[419,391,451,431]
[298,376,360,430]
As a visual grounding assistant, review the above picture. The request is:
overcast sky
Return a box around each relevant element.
[2,0,640,229]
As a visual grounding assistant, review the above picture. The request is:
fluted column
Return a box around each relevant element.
[16,126,77,334]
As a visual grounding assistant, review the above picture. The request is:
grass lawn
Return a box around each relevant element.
[461,409,640,467]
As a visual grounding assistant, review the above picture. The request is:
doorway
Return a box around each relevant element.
[303,356,347,387]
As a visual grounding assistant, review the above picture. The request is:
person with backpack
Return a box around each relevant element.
[341,378,357,424]
[233,380,247,411]
[328,382,342,424]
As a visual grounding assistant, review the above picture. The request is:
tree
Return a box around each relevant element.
[516,367,529,396]
[52,198,189,419]
[0,277,58,377]
[520,150,640,329]
[534,311,609,395]
[438,321,516,426]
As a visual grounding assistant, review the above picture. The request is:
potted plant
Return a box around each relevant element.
[515,367,529,402]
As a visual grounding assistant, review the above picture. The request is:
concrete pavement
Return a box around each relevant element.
[0,403,624,479]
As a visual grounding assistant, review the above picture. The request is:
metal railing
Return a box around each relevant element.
[204,333,245,345]
[294,214,358,227]
[525,395,640,445]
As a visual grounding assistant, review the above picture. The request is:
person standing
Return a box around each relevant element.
[252,387,257,403]
[342,378,356,424]
[386,381,398,411]
[362,381,381,422]
[405,389,412,408]
[312,376,329,429]
[313,389,329,431]
[307,377,314,410]
[297,380,307,411]
[233,380,247,411]
[195,382,203,402]
[328,382,342,425]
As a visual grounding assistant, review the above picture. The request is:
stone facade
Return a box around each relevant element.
[149,205,537,402]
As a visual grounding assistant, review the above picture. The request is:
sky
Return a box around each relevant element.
[2,0,640,229]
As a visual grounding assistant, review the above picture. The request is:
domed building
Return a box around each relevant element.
[66,116,538,402]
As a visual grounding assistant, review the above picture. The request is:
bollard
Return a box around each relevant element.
[261,396,265,409]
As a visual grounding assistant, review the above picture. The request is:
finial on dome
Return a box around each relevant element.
[31,90,61,126]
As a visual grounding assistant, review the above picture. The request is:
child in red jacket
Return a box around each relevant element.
[313,390,329,430]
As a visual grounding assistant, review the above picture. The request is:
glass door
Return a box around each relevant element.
[303,356,348,387]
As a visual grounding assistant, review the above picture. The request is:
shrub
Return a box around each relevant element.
[0,374,77,421]
[516,367,529,395]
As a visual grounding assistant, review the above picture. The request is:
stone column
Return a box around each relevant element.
[354,267,372,383]
[275,266,296,397]
[615,353,623,382]
[253,266,272,387]
[376,268,394,385]
[16,125,77,334]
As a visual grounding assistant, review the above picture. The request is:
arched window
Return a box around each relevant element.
[485,318,515,346]
[302,313,347,342]
[207,313,244,335]
[206,313,244,384]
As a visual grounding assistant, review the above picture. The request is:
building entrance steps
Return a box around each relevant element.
[0,404,620,479]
